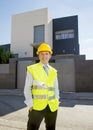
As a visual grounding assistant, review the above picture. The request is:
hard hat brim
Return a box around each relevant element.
[36,50,53,55]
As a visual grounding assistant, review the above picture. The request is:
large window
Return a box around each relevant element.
[55,29,74,40]
[34,25,45,43]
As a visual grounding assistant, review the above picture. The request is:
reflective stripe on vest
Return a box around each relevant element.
[32,95,55,100]
[33,86,54,91]
[32,80,54,90]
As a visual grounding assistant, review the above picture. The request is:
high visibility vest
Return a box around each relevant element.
[27,62,59,112]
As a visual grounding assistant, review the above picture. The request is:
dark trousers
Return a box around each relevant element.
[27,105,57,130]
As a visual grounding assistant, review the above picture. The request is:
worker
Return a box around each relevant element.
[24,43,59,130]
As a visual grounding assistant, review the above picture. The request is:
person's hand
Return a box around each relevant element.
[29,107,33,111]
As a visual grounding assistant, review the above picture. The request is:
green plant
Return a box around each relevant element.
[0,47,14,64]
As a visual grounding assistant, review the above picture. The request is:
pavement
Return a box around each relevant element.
[0,89,93,130]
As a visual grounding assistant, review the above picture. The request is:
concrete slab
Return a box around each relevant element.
[0,105,93,130]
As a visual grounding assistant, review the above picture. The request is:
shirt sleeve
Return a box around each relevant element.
[24,70,33,107]
[54,77,60,100]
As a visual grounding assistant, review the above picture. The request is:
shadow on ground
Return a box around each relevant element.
[0,95,26,116]
[59,92,93,107]
[60,99,93,107]
[0,94,93,117]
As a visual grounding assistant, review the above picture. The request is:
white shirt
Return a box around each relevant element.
[24,65,59,108]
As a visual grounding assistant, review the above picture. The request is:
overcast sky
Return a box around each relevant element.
[0,0,93,59]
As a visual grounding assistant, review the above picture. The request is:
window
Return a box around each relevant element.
[55,29,74,40]
[34,25,45,43]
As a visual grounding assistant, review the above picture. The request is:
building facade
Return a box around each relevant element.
[10,8,79,57]
[53,16,79,55]
[11,8,53,57]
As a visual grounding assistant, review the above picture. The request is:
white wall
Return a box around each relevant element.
[11,8,53,57]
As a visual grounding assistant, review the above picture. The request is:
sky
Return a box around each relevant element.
[0,0,93,59]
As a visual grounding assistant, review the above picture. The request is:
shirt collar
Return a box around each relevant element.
[40,62,50,68]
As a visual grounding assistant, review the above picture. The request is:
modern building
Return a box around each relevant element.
[53,16,79,55]
[10,8,79,57]
[11,8,52,57]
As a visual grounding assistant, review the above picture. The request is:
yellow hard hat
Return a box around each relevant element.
[36,43,53,55]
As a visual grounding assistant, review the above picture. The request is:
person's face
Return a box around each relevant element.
[38,51,51,65]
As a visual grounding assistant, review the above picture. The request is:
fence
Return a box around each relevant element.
[0,54,93,92]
